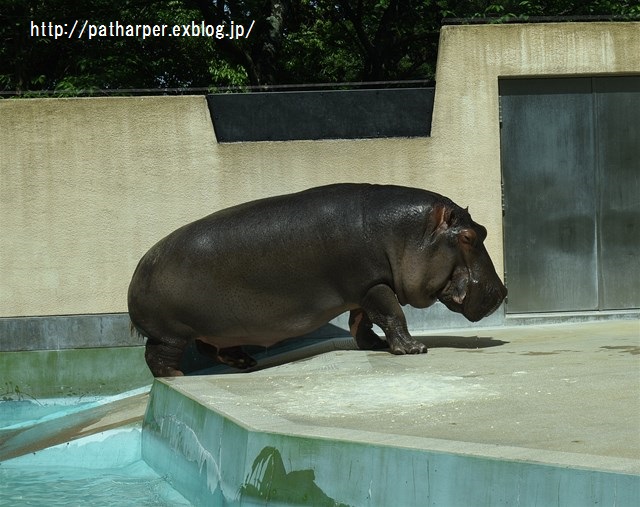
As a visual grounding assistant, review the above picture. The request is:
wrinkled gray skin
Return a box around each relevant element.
[128,184,507,377]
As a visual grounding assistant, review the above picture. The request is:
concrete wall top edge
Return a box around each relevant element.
[437,21,640,77]
[0,94,206,104]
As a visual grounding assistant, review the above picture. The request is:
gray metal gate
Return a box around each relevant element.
[500,76,640,313]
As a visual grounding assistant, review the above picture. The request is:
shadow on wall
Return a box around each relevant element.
[237,446,351,506]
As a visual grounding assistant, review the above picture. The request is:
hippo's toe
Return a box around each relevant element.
[390,339,428,355]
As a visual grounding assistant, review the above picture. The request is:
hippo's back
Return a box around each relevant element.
[128,184,378,340]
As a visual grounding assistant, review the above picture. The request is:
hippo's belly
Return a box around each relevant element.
[177,289,356,348]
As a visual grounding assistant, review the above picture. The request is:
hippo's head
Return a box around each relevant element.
[432,207,507,322]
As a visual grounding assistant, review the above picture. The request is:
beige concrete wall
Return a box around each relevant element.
[2,96,220,316]
[0,97,430,316]
[1,22,638,317]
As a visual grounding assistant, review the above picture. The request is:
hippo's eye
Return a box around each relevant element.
[459,229,477,246]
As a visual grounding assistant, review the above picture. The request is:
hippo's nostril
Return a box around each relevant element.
[484,299,501,317]
[482,286,507,317]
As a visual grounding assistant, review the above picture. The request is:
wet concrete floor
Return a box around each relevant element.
[166,319,640,475]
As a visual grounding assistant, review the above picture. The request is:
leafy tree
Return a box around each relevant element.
[1,0,230,93]
[1,0,638,95]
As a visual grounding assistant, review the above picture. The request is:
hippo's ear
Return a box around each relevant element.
[432,204,452,235]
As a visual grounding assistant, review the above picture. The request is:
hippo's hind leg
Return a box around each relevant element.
[349,309,388,350]
[218,346,258,369]
[196,340,258,370]
[145,335,187,377]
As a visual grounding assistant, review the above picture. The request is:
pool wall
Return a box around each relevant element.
[142,378,639,507]
[0,346,152,399]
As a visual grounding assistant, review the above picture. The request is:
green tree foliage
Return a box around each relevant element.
[1,0,638,94]
[1,0,227,93]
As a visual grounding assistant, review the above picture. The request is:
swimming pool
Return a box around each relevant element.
[0,389,191,506]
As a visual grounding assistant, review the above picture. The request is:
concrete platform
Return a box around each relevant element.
[142,320,640,506]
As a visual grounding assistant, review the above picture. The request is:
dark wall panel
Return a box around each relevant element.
[207,88,434,142]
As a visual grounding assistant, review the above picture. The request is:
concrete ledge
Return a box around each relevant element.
[0,313,136,352]
[141,320,640,506]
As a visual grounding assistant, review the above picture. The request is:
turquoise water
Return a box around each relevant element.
[0,392,192,506]
[0,461,190,506]
[0,427,191,506]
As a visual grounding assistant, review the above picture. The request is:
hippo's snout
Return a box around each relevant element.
[463,278,507,322]
[438,266,507,322]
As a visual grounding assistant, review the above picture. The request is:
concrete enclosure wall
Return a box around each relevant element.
[1,22,639,322]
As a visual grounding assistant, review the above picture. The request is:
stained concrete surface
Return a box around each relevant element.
[0,391,149,462]
[164,320,640,475]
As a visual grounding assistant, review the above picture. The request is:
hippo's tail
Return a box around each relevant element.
[129,319,148,341]
[129,318,186,377]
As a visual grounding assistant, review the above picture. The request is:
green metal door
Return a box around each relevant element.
[499,76,640,313]
[595,77,640,310]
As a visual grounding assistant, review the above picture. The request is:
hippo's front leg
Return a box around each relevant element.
[359,284,428,355]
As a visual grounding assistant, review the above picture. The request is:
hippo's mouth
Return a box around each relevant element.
[437,265,469,312]
[437,265,506,322]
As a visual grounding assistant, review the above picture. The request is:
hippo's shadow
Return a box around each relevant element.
[414,335,509,350]
[185,333,508,375]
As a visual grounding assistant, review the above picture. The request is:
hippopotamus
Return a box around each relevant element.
[128,183,507,377]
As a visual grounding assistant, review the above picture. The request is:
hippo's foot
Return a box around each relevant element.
[357,330,389,350]
[217,346,258,369]
[349,309,389,350]
[354,327,389,350]
[389,337,428,355]
[145,337,186,377]
[196,340,257,369]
